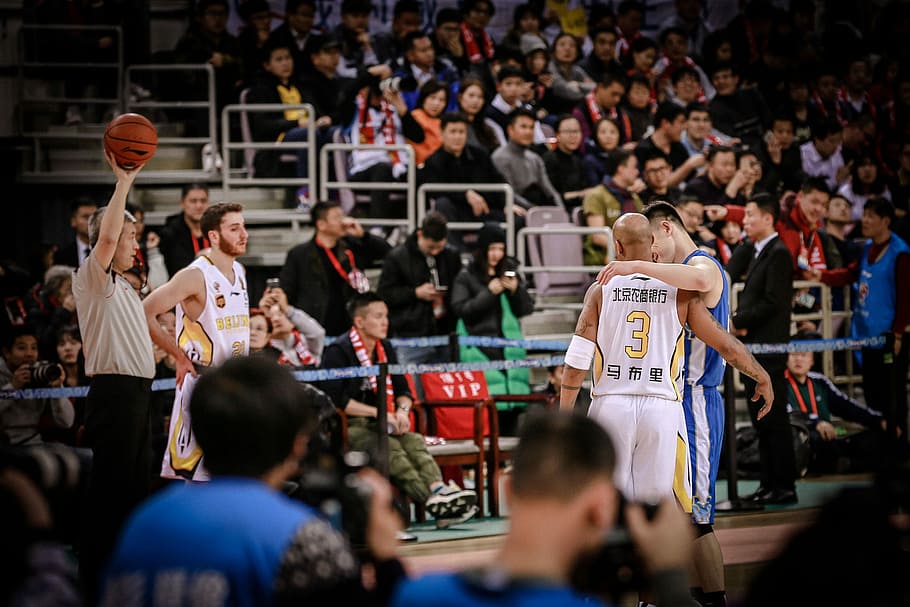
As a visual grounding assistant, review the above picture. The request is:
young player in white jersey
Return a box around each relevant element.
[144,203,250,481]
[560,213,772,510]
[598,202,731,607]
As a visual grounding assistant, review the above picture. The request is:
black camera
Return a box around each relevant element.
[570,496,659,602]
[29,361,62,387]
[286,384,373,553]
[0,444,89,542]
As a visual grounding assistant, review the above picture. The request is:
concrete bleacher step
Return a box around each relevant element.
[520,309,577,339]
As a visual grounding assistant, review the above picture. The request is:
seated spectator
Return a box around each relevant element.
[236,0,273,85]
[573,72,631,151]
[548,32,595,116]
[653,27,715,103]
[622,74,656,144]
[372,0,422,65]
[430,8,466,76]
[392,412,697,607]
[614,0,645,58]
[456,77,501,153]
[639,150,681,204]
[333,0,380,79]
[837,153,892,231]
[684,145,743,205]
[680,102,735,159]
[708,218,744,266]
[622,37,659,100]
[408,80,449,166]
[737,146,776,200]
[543,115,595,210]
[419,112,508,241]
[492,108,563,211]
[708,61,771,148]
[24,265,77,356]
[54,198,97,269]
[786,331,889,475]
[172,0,242,119]
[799,116,848,192]
[348,83,424,220]
[280,202,390,337]
[761,112,806,193]
[101,356,407,605]
[157,184,211,277]
[458,0,498,88]
[520,34,557,124]
[582,117,621,185]
[248,308,272,356]
[582,149,645,265]
[258,285,325,367]
[44,324,87,446]
[837,56,876,125]
[840,115,877,166]
[246,38,311,179]
[665,64,708,109]
[392,31,459,112]
[451,224,534,422]
[499,3,546,58]
[485,65,544,143]
[580,24,622,86]
[780,75,814,145]
[266,0,318,80]
[635,102,702,186]
[676,193,715,251]
[320,291,478,528]
[823,195,860,268]
[0,324,73,447]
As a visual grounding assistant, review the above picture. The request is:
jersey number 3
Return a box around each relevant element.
[624,311,651,359]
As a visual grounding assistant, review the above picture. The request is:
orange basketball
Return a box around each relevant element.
[104,113,158,169]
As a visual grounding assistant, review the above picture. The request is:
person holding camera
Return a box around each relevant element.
[0,324,73,447]
[451,223,534,429]
[392,411,698,607]
[101,356,407,606]
[258,282,326,367]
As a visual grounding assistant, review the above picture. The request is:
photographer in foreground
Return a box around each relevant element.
[0,323,72,447]
[101,357,406,607]
[392,411,697,607]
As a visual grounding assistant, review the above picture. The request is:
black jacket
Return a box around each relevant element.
[729,236,794,346]
[158,212,206,276]
[377,233,464,337]
[451,260,534,338]
[279,235,390,336]
[419,145,506,212]
[319,333,411,412]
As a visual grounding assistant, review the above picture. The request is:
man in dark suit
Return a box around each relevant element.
[54,198,98,268]
[728,193,797,505]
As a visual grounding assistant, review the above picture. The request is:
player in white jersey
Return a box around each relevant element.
[144,203,250,481]
[561,214,773,509]
[599,202,732,607]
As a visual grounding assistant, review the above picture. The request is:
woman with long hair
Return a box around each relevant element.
[409,79,449,165]
[583,117,621,185]
[457,76,501,152]
[837,154,892,232]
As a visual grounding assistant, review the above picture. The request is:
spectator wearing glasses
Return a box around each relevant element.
[543,115,595,210]
[639,150,682,205]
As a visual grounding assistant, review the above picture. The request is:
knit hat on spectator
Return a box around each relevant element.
[477,222,506,251]
[238,0,269,21]
[519,33,548,56]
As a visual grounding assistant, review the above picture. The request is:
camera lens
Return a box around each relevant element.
[30,361,62,386]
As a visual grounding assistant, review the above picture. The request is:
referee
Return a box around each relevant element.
[72,151,156,601]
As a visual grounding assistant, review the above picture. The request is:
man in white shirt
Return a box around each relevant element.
[799,117,850,191]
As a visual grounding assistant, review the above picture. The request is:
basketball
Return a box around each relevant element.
[103,113,158,169]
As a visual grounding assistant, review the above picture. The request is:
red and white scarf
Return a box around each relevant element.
[275,329,315,367]
[355,90,404,176]
[837,86,876,122]
[585,91,633,141]
[461,21,494,63]
[349,326,395,412]
[316,237,370,293]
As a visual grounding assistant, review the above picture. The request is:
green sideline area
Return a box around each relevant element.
[403,477,873,544]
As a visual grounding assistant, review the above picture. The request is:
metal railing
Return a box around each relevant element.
[125,63,218,183]
[416,183,516,255]
[516,225,614,275]
[220,102,316,193]
[319,143,416,230]
[17,24,123,180]
[730,280,860,395]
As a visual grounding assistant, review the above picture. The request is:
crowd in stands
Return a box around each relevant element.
[4,0,910,604]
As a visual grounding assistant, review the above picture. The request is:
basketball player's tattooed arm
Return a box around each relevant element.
[561,283,601,410]
[687,297,775,419]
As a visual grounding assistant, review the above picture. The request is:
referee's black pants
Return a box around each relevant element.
[79,374,153,602]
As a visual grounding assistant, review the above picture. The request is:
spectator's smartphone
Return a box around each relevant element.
[265,277,280,291]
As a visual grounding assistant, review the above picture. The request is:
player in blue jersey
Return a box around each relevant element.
[599,201,731,607]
